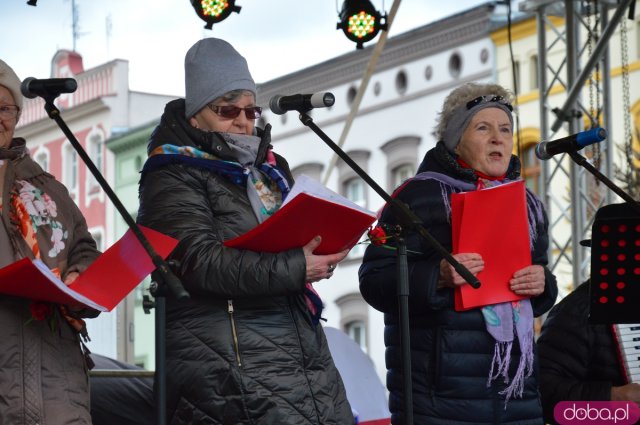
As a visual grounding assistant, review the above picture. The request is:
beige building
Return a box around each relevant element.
[491,4,640,297]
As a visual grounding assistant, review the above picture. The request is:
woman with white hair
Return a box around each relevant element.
[360,82,558,425]
[0,59,100,424]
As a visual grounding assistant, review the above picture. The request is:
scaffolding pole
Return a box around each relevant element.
[520,0,630,290]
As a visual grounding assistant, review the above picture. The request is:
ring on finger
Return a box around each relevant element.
[327,264,336,273]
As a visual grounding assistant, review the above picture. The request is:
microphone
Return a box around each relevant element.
[269,92,335,115]
[535,127,607,160]
[21,77,78,99]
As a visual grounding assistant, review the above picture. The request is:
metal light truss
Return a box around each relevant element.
[520,0,633,290]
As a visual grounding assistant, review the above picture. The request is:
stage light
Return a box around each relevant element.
[336,0,388,49]
[191,0,241,30]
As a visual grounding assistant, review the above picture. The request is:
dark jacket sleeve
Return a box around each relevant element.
[537,282,618,424]
[137,164,307,299]
[359,179,453,314]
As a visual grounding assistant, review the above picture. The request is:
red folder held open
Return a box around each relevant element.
[224,175,376,255]
[0,226,178,311]
[451,181,530,311]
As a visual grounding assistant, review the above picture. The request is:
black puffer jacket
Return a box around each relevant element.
[137,99,353,425]
[537,280,625,424]
[359,142,558,425]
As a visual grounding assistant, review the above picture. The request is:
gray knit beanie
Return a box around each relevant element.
[0,59,23,111]
[442,98,513,152]
[184,38,256,119]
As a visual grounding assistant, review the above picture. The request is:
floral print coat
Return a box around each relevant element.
[0,138,100,425]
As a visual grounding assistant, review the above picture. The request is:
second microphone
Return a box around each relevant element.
[269,93,335,115]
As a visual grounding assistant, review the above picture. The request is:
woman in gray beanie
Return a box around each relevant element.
[360,82,558,425]
[137,38,354,424]
[0,59,100,425]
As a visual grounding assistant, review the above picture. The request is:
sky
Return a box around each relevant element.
[2,0,492,97]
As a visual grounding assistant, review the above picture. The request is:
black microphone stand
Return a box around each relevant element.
[296,111,480,425]
[37,93,189,425]
[568,151,640,214]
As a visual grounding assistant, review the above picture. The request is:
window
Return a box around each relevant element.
[34,148,49,172]
[425,65,433,81]
[337,150,370,259]
[636,21,640,59]
[89,228,105,251]
[347,86,358,106]
[344,178,365,207]
[380,136,420,192]
[86,128,106,205]
[513,60,521,92]
[395,70,408,95]
[392,163,414,188]
[343,178,367,257]
[480,48,489,64]
[63,144,79,201]
[515,128,543,195]
[291,162,324,182]
[345,320,367,352]
[336,293,369,353]
[521,144,540,194]
[529,54,539,90]
[449,52,463,78]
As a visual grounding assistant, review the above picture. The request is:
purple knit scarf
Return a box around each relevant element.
[410,171,541,404]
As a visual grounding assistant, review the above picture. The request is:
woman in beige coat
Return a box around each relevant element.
[0,59,100,424]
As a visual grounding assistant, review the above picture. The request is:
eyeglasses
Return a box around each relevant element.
[466,95,513,112]
[0,105,20,120]
[207,104,262,120]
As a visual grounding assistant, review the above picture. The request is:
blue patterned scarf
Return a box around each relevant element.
[145,133,291,223]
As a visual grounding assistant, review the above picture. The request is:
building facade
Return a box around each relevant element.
[106,2,503,381]
[15,50,175,361]
[491,3,640,297]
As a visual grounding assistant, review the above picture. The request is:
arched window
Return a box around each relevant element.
[63,144,79,202]
[89,227,105,251]
[380,136,420,192]
[515,128,541,195]
[345,320,367,352]
[290,162,324,182]
[337,150,370,258]
[529,54,539,91]
[391,163,415,188]
[336,292,369,353]
[33,147,50,172]
[344,178,366,207]
[86,126,106,206]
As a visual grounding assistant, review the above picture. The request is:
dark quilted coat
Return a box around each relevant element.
[137,99,353,425]
[359,142,558,425]
[537,280,625,424]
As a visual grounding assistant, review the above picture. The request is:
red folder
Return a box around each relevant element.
[452,181,530,311]
[0,226,178,311]
[224,175,376,255]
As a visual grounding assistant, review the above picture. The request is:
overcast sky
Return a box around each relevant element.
[3,0,492,97]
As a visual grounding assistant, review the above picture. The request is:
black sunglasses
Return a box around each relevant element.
[207,104,262,120]
[466,95,513,112]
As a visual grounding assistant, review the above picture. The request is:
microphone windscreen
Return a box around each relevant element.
[269,95,285,115]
